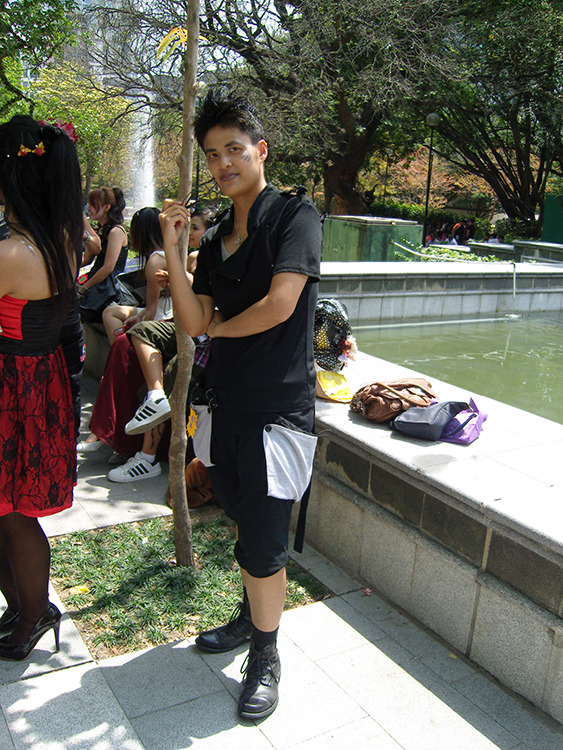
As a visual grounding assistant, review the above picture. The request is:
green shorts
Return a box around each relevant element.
[127,319,205,400]
[127,319,177,365]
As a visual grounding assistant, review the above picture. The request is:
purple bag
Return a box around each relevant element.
[440,398,487,445]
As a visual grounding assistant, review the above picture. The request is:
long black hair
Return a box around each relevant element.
[0,115,83,294]
[130,206,163,271]
[88,186,126,243]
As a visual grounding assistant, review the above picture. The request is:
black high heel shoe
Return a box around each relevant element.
[0,603,61,661]
[0,608,19,635]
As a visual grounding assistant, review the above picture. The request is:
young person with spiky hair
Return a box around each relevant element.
[159,92,322,720]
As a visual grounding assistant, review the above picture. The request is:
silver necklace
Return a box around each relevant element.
[14,233,38,256]
[234,218,243,248]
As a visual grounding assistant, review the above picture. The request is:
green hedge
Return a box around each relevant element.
[494,217,540,242]
[368,199,492,239]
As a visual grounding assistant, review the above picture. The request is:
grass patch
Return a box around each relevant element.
[50,514,331,659]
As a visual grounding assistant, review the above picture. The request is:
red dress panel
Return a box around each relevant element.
[88,334,170,460]
[89,333,146,457]
[0,291,76,517]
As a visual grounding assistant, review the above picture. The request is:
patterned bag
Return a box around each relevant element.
[314,299,353,372]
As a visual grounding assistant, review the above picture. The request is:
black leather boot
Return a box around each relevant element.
[195,600,252,653]
[238,641,281,720]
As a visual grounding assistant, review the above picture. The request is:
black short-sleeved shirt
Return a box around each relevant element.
[192,183,322,412]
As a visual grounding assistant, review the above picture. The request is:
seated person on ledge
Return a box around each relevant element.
[77,209,214,482]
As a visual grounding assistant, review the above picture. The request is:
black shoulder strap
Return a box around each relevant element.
[279,185,308,201]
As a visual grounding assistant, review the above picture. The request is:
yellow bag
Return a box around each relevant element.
[316,369,353,403]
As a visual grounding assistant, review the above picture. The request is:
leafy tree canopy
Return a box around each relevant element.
[0,0,78,114]
[87,0,456,212]
[415,0,563,233]
[31,63,132,195]
[85,0,563,225]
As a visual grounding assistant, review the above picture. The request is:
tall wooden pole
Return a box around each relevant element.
[168,0,200,567]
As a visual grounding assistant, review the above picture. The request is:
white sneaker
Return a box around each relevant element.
[107,452,162,483]
[77,439,102,453]
[125,396,171,435]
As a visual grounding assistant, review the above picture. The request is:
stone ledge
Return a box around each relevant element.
[300,351,563,723]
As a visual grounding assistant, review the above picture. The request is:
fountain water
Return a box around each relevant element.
[128,107,155,212]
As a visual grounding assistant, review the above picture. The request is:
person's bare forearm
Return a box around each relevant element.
[159,199,213,336]
[210,295,286,338]
[164,241,209,336]
[83,266,110,288]
[208,272,307,339]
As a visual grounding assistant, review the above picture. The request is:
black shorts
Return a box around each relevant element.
[206,406,316,578]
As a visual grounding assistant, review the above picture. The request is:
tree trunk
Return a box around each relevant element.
[168,0,200,568]
[323,159,368,215]
[322,129,371,215]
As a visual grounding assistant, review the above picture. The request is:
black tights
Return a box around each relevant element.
[0,513,50,642]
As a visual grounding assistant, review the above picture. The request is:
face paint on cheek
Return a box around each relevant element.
[241,151,252,163]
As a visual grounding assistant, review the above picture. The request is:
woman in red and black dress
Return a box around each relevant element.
[0,115,83,660]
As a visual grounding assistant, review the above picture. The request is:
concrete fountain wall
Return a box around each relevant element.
[319,261,563,324]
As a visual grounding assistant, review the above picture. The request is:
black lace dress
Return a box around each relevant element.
[0,288,76,517]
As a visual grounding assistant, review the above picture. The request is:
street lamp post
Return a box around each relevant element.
[382,147,392,205]
[422,112,440,245]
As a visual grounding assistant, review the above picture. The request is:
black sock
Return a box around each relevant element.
[251,624,278,651]
[242,587,251,619]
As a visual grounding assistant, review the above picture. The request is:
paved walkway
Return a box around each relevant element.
[1,377,562,749]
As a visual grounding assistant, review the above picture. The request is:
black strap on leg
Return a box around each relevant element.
[293,483,311,553]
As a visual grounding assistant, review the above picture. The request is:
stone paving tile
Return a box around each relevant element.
[0,663,143,750]
[131,694,274,750]
[340,587,398,622]
[453,672,563,750]
[0,588,92,687]
[250,639,367,750]
[295,556,361,596]
[317,643,516,750]
[384,654,525,749]
[367,607,441,659]
[279,600,369,661]
[285,716,403,750]
[342,591,443,660]
[0,709,14,749]
[99,640,225,719]
[200,632,367,749]
[77,491,171,528]
[40,502,98,537]
[196,642,250,702]
[323,595,391,645]
[415,638,481,685]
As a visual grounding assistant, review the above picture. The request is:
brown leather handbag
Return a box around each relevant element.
[349,378,437,423]
[166,457,215,509]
